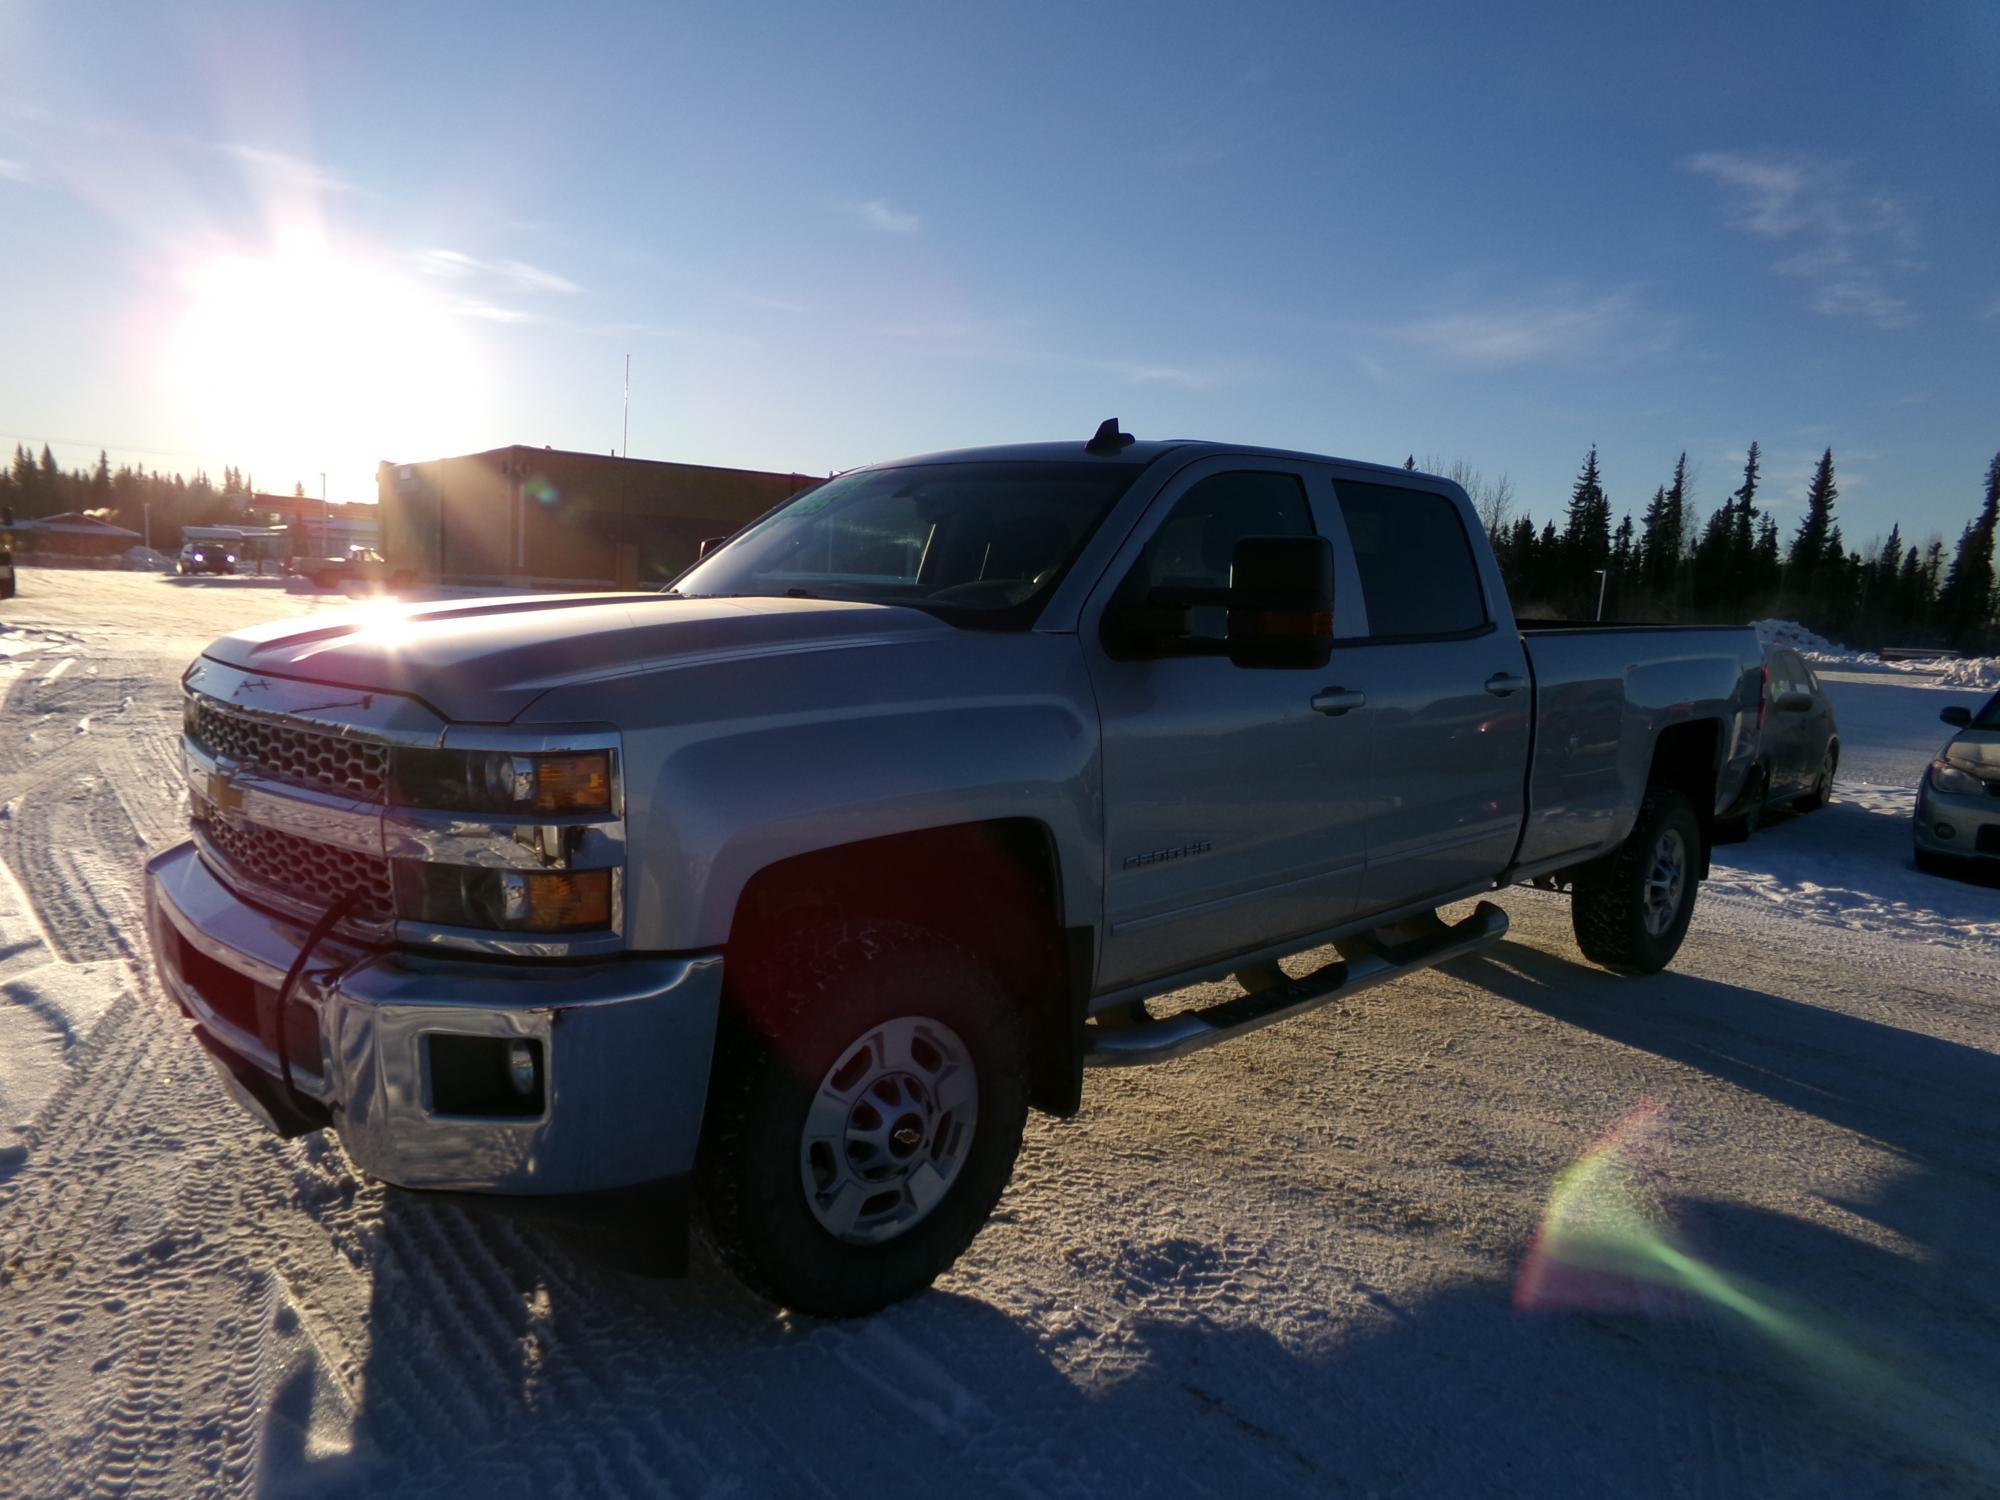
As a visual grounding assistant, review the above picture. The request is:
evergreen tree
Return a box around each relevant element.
[1789,448,1837,582]
[1561,446,1612,602]
[1937,452,2000,648]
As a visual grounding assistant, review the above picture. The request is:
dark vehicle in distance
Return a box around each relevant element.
[1729,646,1840,835]
[1915,689,2000,874]
[177,542,236,576]
[291,545,408,590]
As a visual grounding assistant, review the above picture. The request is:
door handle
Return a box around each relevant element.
[1311,688,1368,716]
[1484,672,1527,697]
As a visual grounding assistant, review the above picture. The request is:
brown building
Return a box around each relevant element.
[377,446,820,588]
[12,511,143,559]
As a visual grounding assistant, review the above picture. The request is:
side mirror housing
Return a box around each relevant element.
[1223,535,1334,670]
[1104,534,1333,669]
[1775,689,1814,713]
[1941,705,1973,728]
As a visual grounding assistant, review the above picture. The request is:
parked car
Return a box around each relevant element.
[176,542,235,576]
[1914,690,2000,874]
[291,545,409,590]
[1724,646,1840,836]
[146,424,1765,1315]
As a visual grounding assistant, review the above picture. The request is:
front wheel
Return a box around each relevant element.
[1571,788,1702,976]
[698,922,1027,1317]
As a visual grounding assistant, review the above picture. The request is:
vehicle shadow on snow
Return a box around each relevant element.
[256,1184,1995,1498]
[1451,940,2000,1172]
[255,946,2000,1500]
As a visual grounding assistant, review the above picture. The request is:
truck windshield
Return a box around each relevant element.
[669,459,1147,627]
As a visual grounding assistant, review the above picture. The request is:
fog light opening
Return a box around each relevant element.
[507,1039,538,1097]
[1935,822,1956,840]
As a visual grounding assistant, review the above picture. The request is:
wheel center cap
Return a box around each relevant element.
[889,1116,926,1156]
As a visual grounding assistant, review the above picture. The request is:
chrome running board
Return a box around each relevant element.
[1082,900,1508,1068]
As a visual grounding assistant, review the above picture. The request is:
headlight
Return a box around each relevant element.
[390,748,614,814]
[394,862,614,932]
[1928,758,1985,797]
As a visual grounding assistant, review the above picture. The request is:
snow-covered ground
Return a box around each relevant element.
[3,572,1999,1498]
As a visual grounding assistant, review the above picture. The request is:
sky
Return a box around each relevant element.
[1,0,1996,550]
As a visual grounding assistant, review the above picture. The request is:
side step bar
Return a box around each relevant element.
[1082,900,1508,1068]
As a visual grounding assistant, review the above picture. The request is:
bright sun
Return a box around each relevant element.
[165,241,488,497]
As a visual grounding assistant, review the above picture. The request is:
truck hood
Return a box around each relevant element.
[202,592,954,723]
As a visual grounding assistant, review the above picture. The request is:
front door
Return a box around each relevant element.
[1086,460,1375,991]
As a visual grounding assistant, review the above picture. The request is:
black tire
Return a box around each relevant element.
[1914,848,1956,878]
[1798,745,1836,812]
[1571,788,1702,976]
[698,921,1027,1317]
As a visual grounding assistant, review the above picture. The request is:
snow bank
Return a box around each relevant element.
[123,546,174,571]
[1934,656,2000,691]
[1750,618,1871,665]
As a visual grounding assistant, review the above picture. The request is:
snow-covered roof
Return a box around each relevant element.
[15,512,142,538]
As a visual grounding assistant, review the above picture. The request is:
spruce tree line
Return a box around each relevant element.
[1488,443,2000,654]
[0,443,279,551]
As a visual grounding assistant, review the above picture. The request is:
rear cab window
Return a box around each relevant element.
[1331,480,1489,639]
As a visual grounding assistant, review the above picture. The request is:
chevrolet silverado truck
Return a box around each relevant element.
[146,423,1764,1315]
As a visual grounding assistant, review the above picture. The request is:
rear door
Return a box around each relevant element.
[1085,459,1375,990]
[1317,477,1533,914]
[1766,650,1808,792]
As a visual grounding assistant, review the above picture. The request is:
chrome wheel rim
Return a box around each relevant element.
[1643,828,1687,937]
[800,1016,978,1245]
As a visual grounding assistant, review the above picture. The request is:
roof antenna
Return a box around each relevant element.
[1085,417,1135,454]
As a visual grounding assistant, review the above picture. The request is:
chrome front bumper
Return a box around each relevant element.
[145,840,723,1195]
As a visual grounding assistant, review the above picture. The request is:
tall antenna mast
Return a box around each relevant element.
[622,354,630,458]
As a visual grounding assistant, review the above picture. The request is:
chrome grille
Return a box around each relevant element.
[193,795,396,930]
[187,697,389,802]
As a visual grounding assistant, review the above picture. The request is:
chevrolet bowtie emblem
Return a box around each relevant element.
[207,768,246,818]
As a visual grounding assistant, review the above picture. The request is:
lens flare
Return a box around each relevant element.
[1517,1101,1991,1474]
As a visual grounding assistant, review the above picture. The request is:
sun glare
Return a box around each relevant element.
[164,241,487,497]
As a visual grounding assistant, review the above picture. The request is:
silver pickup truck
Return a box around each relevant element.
[146,424,1763,1314]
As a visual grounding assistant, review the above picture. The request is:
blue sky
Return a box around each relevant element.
[1,0,1995,551]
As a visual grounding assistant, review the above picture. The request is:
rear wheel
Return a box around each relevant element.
[698,921,1027,1317]
[1571,788,1702,976]
[1798,745,1836,811]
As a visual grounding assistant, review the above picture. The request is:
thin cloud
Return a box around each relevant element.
[414,249,581,294]
[1100,360,1228,391]
[1686,150,1918,328]
[1982,297,2000,322]
[214,142,354,195]
[0,157,35,184]
[1391,289,1670,368]
[851,197,921,234]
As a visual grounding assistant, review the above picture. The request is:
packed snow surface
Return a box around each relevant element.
[2,573,1998,1498]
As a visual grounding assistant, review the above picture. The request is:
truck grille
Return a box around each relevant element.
[193,795,396,930]
[187,697,390,802]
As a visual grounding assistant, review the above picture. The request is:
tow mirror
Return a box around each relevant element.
[1104,534,1333,669]
[1940,706,1973,728]
[1223,535,1334,670]
[1775,689,1814,713]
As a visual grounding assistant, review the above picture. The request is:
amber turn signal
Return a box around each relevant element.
[520,868,614,932]
[533,754,613,813]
